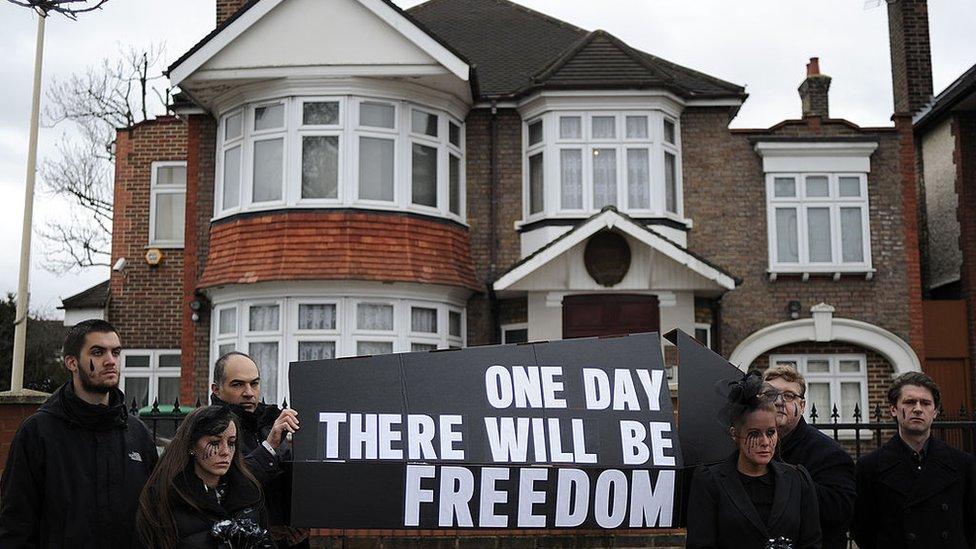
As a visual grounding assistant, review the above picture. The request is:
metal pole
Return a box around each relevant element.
[10,11,47,392]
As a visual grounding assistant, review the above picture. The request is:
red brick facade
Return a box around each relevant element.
[216,0,248,25]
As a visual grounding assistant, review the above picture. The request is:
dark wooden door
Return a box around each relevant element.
[923,300,972,413]
[562,294,660,339]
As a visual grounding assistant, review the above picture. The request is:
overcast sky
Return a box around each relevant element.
[1,0,974,318]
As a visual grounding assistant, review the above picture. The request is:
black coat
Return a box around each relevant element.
[852,434,976,549]
[686,455,822,549]
[0,382,158,548]
[170,466,271,549]
[777,417,856,549]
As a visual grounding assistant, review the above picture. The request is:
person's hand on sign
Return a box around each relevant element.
[266,408,300,450]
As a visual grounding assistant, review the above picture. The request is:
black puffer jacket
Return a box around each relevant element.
[0,381,158,548]
[170,465,272,549]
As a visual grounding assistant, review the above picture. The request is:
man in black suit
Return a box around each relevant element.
[762,365,856,549]
[853,371,976,549]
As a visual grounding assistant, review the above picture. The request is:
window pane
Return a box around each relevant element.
[357,341,393,356]
[249,305,280,332]
[626,116,648,139]
[411,143,438,207]
[253,138,283,203]
[841,207,864,263]
[225,112,243,141]
[592,148,617,208]
[154,192,185,243]
[529,153,544,214]
[841,382,861,421]
[560,149,582,209]
[449,311,462,337]
[299,341,336,361]
[839,359,861,373]
[359,137,395,201]
[664,152,677,213]
[504,328,528,344]
[449,155,461,215]
[126,355,150,368]
[411,307,437,333]
[412,343,438,352]
[449,122,460,147]
[528,120,543,146]
[156,165,186,186]
[301,136,339,199]
[218,343,236,357]
[218,308,236,335]
[158,376,181,406]
[805,176,829,198]
[807,382,831,420]
[774,177,796,198]
[806,359,830,373]
[360,102,395,128]
[775,208,799,263]
[775,360,798,370]
[412,110,438,137]
[592,116,615,139]
[694,327,710,347]
[663,119,676,144]
[222,146,241,209]
[125,377,149,407]
[158,354,181,369]
[807,207,832,262]
[357,303,393,331]
[560,116,581,139]
[303,102,339,125]
[298,304,336,331]
[254,104,284,131]
[627,149,650,210]
[248,342,278,405]
[839,176,861,197]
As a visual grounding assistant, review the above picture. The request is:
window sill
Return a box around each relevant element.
[767,268,876,282]
[146,244,185,250]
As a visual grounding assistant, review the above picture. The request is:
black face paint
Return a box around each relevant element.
[89,358,95,373]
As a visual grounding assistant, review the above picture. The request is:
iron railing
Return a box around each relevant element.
[130,396,290,447]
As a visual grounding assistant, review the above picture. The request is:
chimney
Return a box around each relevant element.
[217,0,249,26]
[798,57,831,119]
[887,0,933,116]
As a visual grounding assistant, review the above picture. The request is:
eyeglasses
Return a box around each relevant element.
[759,389,804,403]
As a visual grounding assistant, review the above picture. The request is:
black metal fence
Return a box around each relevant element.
[130,397,290,447]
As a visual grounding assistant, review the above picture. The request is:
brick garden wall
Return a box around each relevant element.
[0,396,46,477]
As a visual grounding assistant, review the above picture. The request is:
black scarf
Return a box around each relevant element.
[58,380,128,431]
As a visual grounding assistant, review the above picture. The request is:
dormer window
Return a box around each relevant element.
[522,110,683,222]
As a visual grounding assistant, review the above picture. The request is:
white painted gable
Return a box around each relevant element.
[202,0,438,73]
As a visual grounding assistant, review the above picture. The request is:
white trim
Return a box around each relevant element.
[149,161,187,249]
[169,0,469,87]
[754,141,879,173]
[492,208,736,291]
[729,303,921,375]
[501,322,529,344]
[120,350,182,408]
[693,322,712,349]
[193,64,452,81]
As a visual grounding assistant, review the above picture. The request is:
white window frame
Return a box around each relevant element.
[765,172,873,275]
[693,322,712,349]
[769,353,869,437]
[501,322,529,344]
[293,96,344,205]
[120,350,182,408]
[148,161,187,248]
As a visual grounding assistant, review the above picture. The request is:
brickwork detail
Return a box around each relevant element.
[216,0,248,26]
[887,0,934,116]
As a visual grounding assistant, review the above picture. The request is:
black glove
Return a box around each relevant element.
[210,518,276,549]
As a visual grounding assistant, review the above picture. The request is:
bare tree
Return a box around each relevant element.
[39,44,170,272]
[4,0,109,18]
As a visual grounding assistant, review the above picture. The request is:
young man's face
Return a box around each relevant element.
[891,384,938,436]
[212,355,261,412]
[765,377,806,434]
[66,331,122,395]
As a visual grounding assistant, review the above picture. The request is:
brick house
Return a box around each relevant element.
[56,0,931,433]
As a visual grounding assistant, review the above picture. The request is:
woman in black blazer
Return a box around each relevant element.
[686,372,822,549]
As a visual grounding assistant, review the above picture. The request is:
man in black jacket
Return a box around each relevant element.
[763,364,856,549]
[0,319,158,548]
[853,372,976,549]
[210,351,304,548]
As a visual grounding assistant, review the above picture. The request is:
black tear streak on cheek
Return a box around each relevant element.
[89,359,95,373]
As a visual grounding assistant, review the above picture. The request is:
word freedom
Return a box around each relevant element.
[315,365,678,528]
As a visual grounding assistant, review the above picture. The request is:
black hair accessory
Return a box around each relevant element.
[723,370,770,426]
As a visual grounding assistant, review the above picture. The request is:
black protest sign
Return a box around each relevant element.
[290,333,680,529]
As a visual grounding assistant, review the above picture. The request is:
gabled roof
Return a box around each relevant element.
[914,61,976,132]
[492,207,738,292]
[59,280,109,310]
[407,0,745,100]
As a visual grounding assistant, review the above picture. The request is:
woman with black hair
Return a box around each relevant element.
[686,371,822,549]
[136,405,275,549]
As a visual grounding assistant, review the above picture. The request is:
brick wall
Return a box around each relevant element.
[216,0,248,26]
[681,109,912,356]
[110,117,188,352]
[0,394,47,477]
[887,0,933,117]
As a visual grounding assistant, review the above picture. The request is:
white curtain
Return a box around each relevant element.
[302,136,339,199]
[411,343,437,352]
[154,192,185,242]
[222,146,241,209]
[218,308,236,335]
[627,149,650,209]
[225,112,243,140]
[249,305,280,332]
[841,207,864,262]
[299,341,335,361]
[774,177,796,198]
[664,152,677,213]
[411,307,437,333]
[805,176,829,198]
[529,153,544,214]
[412,144,438,207]
[807,207,832,262]
[303,102,339,126]
[358,303,393,331]
[412,111,438,137]
[360,102,395,129]
[253,138,283,203]
[592,117,615,139]
[626,116,648,139]
[449,155,461,215]
[126,377,150,407]
[839,176,861,197]
[560,149,582,209]
[357,341,393,356]
[218,343,236,358]
[158,377,181,407]
[806,382,831,420]
[248,342,279,405]
[359,137,395,201]
[841,382,861,422]
[775,208,799,263]
[299,304,336,331]
[560,116,581,139]
[157,165,186,186]
[254,104,284,131]
[592,149,616,208]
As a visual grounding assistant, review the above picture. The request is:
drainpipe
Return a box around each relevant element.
[488,101,500,343]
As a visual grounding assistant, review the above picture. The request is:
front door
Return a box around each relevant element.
[562,294,660,339]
